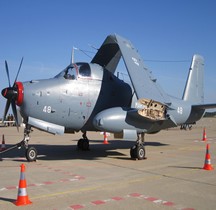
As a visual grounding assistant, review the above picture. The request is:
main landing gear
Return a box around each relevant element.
[130,132,146,160]
[77,131,89,151]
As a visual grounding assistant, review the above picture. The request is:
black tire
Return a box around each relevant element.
[77,139,89,151]
[82,139,89,151]
[130,145,138,159]
[26,147,37,162]
[77,139,84,150]
[136,145,145,160]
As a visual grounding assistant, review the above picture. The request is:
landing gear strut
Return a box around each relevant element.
[77,131,89,151]
[22,125,37,162]
[130,132,146,160]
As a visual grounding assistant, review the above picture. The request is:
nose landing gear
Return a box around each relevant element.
[0,124,37,162]
[21,125,38,162]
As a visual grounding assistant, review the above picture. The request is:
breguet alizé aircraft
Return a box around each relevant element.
[1,34,216,161]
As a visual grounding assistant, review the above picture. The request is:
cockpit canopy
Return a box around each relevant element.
[55,62,91,80]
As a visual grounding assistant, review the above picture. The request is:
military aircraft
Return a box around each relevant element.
[1,34,216,161]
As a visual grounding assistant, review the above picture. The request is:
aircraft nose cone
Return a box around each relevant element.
[1,87,18,100]
[1,88,8,98]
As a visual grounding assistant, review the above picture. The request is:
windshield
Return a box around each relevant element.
[64,66,77,80]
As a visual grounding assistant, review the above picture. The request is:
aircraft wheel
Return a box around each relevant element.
[77,139,89,151]
[130,145,137,159]
[26,147,37,162]
[77,139,84,150]
[82,139,89,151]
[136,145,146,160]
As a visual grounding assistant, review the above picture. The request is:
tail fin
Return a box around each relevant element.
[182,54,204,104]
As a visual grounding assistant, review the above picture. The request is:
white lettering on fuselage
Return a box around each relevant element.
[43,106,52,113]
[177,107,183,115]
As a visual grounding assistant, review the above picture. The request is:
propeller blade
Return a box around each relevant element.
[14,57,24,85]
[2,59,22,132]
[3,99,11,121]
[5,61,11,87]
[11,100,19,131]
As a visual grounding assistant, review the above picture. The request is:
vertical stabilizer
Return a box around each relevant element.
[182,54,204,104]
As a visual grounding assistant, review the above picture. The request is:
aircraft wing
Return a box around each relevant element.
[91,35,121,74]
[113,34,171,104]
[92,34,171,104]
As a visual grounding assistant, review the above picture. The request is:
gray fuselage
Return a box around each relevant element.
[20,62,132,133]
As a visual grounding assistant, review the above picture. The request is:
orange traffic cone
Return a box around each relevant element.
[202,127,207,141]
[14,164,32,206]
[0,134,6,151]
[203,144,214,170]
[103,132,109,144]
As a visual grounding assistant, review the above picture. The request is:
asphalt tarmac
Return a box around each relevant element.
[0,117,216,210]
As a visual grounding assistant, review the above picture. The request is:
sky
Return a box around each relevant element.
[0,0,216,117]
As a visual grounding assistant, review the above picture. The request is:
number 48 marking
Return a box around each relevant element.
[43,106,52,113]
[177,107,183,115]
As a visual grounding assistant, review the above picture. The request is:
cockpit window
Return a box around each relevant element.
[64,66,77,80]
[54,62,91,80]
[77,63,91,77]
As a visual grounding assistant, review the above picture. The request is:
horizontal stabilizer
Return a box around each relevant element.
[192,103,216,110]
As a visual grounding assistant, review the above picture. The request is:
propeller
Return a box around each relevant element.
[1,58,24,130]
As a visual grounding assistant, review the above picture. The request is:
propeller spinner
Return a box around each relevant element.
[1,58,24,130]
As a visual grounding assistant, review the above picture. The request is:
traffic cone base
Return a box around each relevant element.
[103,140,109,144]
[203,164,214,170]
[103,132,109,144]
[203,144,214,171]
[14,164,32,206]
[14,195,32,206]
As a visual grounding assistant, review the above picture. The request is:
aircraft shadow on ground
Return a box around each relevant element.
[168,166,202,170]
[0,140,169,161]
[0,197,16,203]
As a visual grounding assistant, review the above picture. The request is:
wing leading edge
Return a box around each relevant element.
[91,35,121,74]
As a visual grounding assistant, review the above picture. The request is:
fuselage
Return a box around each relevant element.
[20,62,132,133]
[19,62,205,136]
[2,61,205,136]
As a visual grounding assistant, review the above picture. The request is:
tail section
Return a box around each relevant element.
[183,55,216,124]
[182,54,204,104]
